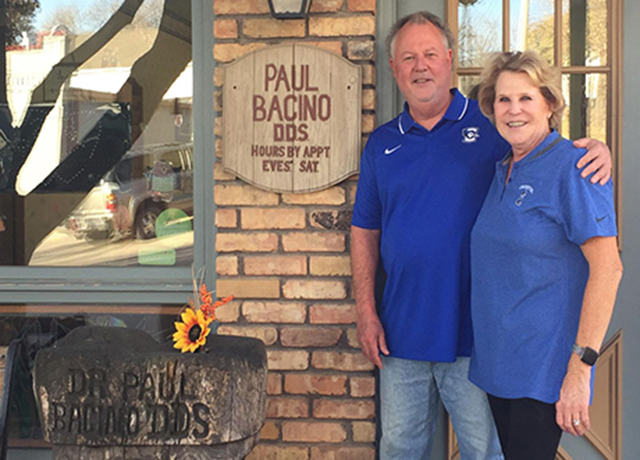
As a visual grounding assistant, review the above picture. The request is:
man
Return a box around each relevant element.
[351,11,611,460]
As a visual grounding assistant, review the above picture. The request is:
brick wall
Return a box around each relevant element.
[213,0,377,458]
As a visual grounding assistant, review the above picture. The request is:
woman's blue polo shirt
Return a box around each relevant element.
[352,89,508,362]
[469,131,617,403]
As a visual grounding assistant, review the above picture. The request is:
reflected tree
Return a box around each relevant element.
[0,0,191,265]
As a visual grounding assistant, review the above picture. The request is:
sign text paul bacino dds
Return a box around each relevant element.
[223,44,361,193]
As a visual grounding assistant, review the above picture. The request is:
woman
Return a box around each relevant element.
[468,50,623,459]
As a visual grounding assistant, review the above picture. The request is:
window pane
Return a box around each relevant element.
[562,0,608,67]
[510,0,555,65]
[459,74,483,99]
[458,0,503,67]
[561,73,608,142]
[0,0,194,267]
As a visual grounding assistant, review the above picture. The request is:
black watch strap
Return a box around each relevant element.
[573,344,599,366]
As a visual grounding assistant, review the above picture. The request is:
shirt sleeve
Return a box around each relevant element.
[351,135,382,230]
[559,158,617,245]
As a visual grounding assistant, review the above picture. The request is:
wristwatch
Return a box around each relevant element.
[572,344,599,366]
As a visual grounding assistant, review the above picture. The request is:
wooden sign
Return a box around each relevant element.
[223,44,362,193]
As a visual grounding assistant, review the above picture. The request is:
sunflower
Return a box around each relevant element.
[173,307,212,353]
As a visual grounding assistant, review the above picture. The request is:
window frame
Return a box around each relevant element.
[0,0,217,304]
[446,0,623,238]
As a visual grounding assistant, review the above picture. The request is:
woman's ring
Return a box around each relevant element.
[573,419,581,426]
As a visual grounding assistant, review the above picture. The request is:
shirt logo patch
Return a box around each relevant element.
[462,127,480,143]
[384,144,402,155]
[515,184,534,206]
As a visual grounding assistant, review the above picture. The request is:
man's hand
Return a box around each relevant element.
[574,138,612,185]
[357,311,389,369]
[556,356,591,436]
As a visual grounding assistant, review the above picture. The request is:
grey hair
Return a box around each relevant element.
[386,11,456,60]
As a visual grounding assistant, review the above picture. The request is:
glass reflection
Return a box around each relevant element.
[458,0,502,67]
[0,0,193,267]
[459,75,482,99]
[510,0,555,65]
[562,0,608,67]
[561,73,608,142]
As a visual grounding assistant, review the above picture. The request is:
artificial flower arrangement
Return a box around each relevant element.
[173,272,234,353]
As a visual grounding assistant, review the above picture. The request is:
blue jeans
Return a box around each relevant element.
[380,356,503,460]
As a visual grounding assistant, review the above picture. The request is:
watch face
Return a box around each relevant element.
[582,347,599,366]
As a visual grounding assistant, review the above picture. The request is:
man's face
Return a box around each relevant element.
[390,22,453,109]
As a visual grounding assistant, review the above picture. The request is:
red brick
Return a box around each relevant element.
[243,301,307,323]
[309,16,375,37]
[216,278,280,299]
[216,255,238,276]
[346,328,360,348]
[282,232,345,252]
[245,255,307,276]
[309,256,351,276]
[310,446,375,460]
[312,351,374,371]
[215,301,240,323]
[245,445,308,460]
[216,232,278,252]
[242,208,306,229]
[282,188,346,205]
[310,0,344,12]
[267,397,309,418]
[350,376,375,397]
[268,350,310,371]
[217,325,278,346]
[362,64,375,85]
[214,42,268,63]
[309,304,356,324]
[214,0,270,15]
[268,373,283,395]
[214,184,279,206]
[243,18,306,38]
[215,208,237,228]
[347,0,375,12]
[280,327,342,347]
[362,88,376,110]
[282,421,347,443]
[214,161,236,181]
[352,421,376,442]
[285,374,347,396]
[214,19,238,39]
[313,399,375,419]
[283,280,347,300]
[362,113,376,133]
[260,420,280,440]
[348,39,375,60]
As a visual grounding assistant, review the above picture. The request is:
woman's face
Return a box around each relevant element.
[493,70,553,158]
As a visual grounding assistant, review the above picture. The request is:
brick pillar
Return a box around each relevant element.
[214,0,377,458]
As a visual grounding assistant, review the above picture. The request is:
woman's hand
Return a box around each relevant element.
[556,355,592,436]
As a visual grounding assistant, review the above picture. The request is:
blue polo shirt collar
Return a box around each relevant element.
[397,88,469,134]
[501,130,561,165]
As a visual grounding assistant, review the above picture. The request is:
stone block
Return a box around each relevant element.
[34,327,267,456]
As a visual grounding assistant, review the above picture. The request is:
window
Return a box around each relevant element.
[0,0,215,303]
[447,0,622,228]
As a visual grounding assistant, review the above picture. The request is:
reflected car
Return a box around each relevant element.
[65,143,193,240]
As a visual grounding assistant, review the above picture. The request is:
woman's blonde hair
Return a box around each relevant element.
[478,50,565,130]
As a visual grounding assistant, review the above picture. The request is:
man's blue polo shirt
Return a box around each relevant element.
[469,131,617,403]
[352,89,508,362]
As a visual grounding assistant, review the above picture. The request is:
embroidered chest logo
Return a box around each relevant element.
[462,127,480,143]
[515,184,534,206]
